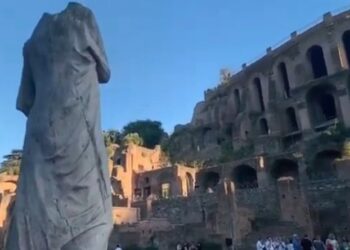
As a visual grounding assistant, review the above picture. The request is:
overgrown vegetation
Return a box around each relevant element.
[0,149,22,176]
[305,123,350,157]
[177,160,205,168]
[123,133,144,146]
[103,129,122,146]
[219,141,254,163]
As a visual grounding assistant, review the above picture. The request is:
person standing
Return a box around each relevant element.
[183,242,189,250]
[257,238,265,250]
[301,235,313,250]
[313,236,326,250]
[326,234,339,250]
[189,243,197,250]
[177,243,182,250]
[266,237,274,250]
[277,238,286,250]
[287,239,295,250]
[341,237,350,250]
[293,234,302,250]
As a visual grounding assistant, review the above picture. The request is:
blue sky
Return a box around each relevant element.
[1,0,350,159]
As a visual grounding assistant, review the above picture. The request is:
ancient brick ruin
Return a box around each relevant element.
[109,9,350,250]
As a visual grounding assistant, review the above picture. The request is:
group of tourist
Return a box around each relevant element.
[176,242,202,250]
[256,234,350,250]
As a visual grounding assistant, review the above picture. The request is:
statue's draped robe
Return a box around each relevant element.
[6,3,112,250]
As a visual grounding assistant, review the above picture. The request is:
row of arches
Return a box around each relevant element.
[251,44,328,114]
[133,171,195,200]
[201,149,341,191]
[257,107,299,136]
[241,29,350,116]
[307,84,337,126]
[256,81,338,136]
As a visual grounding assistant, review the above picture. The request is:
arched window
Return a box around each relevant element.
[278,62,291,98]
[306,84,337,127]
[259,118,269,135]
[286,107,299,132]
[116,158,122,165]
[271,159,299,180]
[234,89,241,112]
[342,30,350,67]
[231,165,258,189]
[202,171,220,193]
[254,77,265,112]
[307,45,328,79]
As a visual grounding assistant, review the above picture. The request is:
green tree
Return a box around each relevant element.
[1,149,22,175]
[123,133,144,146]
[122,120,167,149]
[103,129,122,146]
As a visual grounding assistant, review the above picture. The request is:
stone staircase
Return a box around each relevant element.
[236,218,305,250]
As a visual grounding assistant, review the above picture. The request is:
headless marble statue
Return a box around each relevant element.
[6,2,112,249]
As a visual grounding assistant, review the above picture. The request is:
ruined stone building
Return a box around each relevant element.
[110,9,350,250]
[109,143,200,248]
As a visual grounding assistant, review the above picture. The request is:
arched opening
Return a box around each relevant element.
[234,89,241,112]
[254,77,265,112]
[272,159,300,223]
[307,45,328,79]
[307,150,341,180]
[306,84,337,127]
[231,165,258,189]
[342,30,350,67]
[116,158,122,165]
[185,172,194,195]
[202,171,220,192]
[278,62,291,98]
[286,107,299,132]
[259,118,269,135]
[271,159,299,180]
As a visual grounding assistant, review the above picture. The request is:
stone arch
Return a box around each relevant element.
[307,45,328,79]
[306,84,337,127]
[286,107,299,132]
[342,30,350,67]
[307,150,341,180]
[278,62,291,98]
[231,165,258,189]
[259,118,269,135]
[271,159,299,180]
[253,77,265,112]
[202,171,220,192]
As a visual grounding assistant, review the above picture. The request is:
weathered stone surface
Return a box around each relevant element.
[6,2,112,249]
